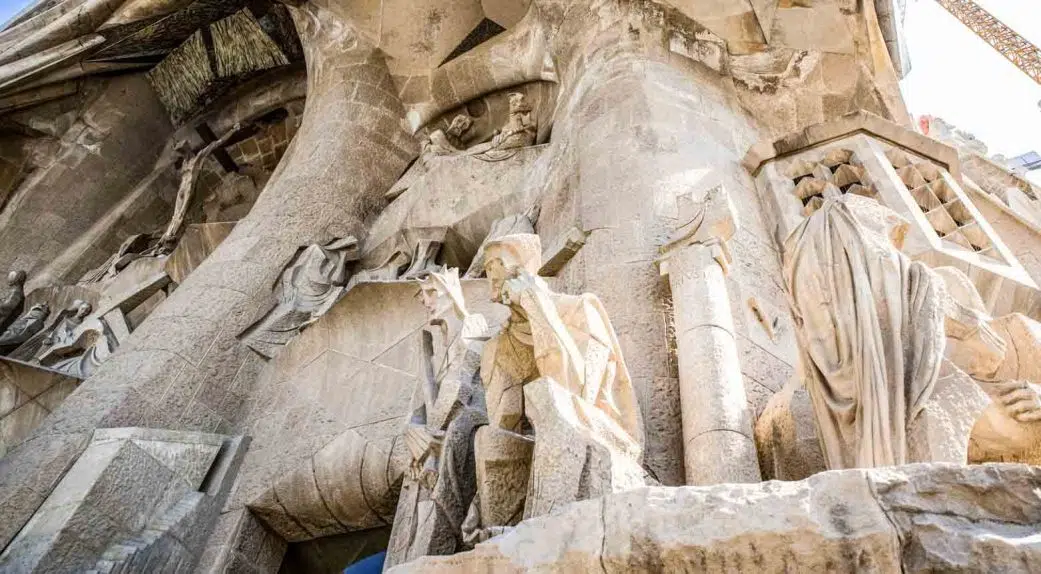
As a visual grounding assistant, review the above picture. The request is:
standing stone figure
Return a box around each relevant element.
[463,233,644,540]
[467,93,537,161]
[783,196,946,469]
[0,270,27,334]
[385,268,490,568]
[239,237,359,358]
[0,303,49,352]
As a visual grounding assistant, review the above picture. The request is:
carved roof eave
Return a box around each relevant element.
[742,110,962,182]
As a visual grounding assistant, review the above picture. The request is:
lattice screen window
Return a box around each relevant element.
[785,148,876,215]
[884,148,1007,265]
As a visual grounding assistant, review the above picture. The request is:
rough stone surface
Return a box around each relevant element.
[394,464,1041,574]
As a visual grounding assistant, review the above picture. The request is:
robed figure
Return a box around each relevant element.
[783,196,946,469]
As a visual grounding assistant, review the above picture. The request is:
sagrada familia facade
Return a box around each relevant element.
[0,0,1039,571]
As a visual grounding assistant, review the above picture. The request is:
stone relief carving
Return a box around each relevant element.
[0,303,49,352]
[239,237,359,359]
[152,125,243,255]
[386,268,490,569]
[0,270,27,334]
[463,233,645,542]
[783,195,947,469]
[387,115,475,201]
[37,302,118,379]
[466,93,537,162]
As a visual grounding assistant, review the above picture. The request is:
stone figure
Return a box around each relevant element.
[38,303,117,380]
[0,304,49,352]
[152,125,242,255]
[783,195,947,469]
[463,233,644,540]
[0,270,27,334]
[386,115,474,201]
[467,93,537,161]
[463,211,538,279]
[80,234,154,284]
[239,237,359,359]
[385,268,490,569]
[938,267,1041,423]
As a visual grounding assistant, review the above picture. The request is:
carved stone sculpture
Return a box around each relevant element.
[0,270,27,334]
[783,196,946,469]
[79,234,154,284]
[464,233,644,540]
[466,93,537,161]
[386,115,474,201]
[658,187,760,485]
[239,237,359,359]
[38,303,118,380]
[0,303,49,352]
[385,268,490,568]
[151,125,242,255]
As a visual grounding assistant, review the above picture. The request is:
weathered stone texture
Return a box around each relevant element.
[395,464,1041,573]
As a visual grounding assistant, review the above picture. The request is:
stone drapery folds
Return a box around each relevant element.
[783,196,946,469]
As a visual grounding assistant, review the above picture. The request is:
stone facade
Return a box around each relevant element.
[0,1,1038,573]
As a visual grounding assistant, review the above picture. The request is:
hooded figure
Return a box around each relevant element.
[783,196,945,469]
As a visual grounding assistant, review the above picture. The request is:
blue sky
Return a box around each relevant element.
[0,0,31,25]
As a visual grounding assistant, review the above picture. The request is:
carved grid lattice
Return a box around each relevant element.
[785,148,877,216]
[883,148,1005,264]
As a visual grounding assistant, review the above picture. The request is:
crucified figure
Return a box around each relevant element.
[152,123,243,254]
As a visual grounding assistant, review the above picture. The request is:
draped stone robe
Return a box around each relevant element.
[782,198,946,469]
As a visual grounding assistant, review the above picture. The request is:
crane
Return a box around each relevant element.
[934,0,1041,85]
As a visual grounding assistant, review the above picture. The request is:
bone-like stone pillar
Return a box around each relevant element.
[0,2,417,550]
[658,189,760,486]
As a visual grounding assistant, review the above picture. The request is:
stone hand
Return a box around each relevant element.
[501,269,542,307]
[993,380,1041,423]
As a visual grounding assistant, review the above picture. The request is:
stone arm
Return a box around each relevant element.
[505,271,585,393]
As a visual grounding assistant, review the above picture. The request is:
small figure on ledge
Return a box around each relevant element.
[467,93,537,162]
[385,114,475,201]
[0,270,27,334]
[239,237,359,359]
[38,302,117,380]
[0,303,49,353]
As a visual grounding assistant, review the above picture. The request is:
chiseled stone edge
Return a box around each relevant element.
[392,463,1041,573]
[742,110,961,181]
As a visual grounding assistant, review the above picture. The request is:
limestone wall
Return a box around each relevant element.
[0,74,173,279]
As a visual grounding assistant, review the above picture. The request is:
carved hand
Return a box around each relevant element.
[993,380,1041,423]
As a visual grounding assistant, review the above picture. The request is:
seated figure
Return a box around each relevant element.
[385,268,490,568]
[466,93,536,162]
[462,233,643,542]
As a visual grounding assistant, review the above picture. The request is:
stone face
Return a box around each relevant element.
[394,464,1041,574]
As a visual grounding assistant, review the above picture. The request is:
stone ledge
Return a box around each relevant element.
[393,463,1041,573]
[742,110,961,181]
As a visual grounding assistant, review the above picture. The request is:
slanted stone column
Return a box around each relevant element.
[0,1,417,549]
[658,188,760,485]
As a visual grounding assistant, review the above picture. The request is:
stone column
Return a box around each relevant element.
[0,1,417,549]
[658,189,760,485]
